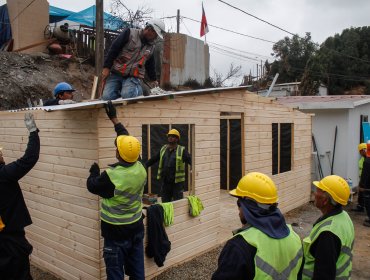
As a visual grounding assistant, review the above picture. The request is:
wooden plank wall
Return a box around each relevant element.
[0,110,102,280]
[0,89,312,280]
[244,94,312,213]
[97,90,312,278]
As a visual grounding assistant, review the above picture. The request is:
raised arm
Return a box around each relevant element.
[0,113,40,182]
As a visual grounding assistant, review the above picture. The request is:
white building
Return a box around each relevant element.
[259,82,328,97]
[277,95,370,187]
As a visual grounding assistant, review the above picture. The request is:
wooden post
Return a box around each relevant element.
[177,9,180,33]
[95,0,104,77]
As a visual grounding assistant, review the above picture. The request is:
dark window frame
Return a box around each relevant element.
[272,123,293,175]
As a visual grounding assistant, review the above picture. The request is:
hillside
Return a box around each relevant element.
[0,52,94,110]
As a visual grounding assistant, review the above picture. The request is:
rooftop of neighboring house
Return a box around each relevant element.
[276,95,370,109]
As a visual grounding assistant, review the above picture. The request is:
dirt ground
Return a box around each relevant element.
[0,52,94,110]
[30,194,370,280]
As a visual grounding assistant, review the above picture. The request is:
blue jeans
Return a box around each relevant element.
[102,73,143,100]
[103,230,145,280]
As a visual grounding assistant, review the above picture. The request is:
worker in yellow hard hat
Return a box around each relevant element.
[302,175,354,279]
[146,128,191,202]
[352,143,367,212]
[212,172,303,280]
[86,101,147,279]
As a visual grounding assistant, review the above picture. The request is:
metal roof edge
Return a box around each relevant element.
[6,86,252,112]
[353,98,370,107]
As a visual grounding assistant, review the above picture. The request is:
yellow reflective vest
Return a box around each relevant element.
[237,225,303,279]
[102,162,147,225]
[303,211,354,279]
[157,145,185,183]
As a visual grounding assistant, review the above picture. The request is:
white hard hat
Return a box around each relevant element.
[147,18,165,39]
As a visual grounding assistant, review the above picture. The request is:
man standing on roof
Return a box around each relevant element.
[212,172,303,280]
[352,143,366,212]
[302,175,354,279]
[101,19,165,100]
[0,113,40,279]
[87,101,147,280]
[146,129,191,203]
[43,82,77,106]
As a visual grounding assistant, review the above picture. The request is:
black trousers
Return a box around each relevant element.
[0,232,33,280]
[161,181,184,203]
[364,193,370,220]
[358,190,364,207]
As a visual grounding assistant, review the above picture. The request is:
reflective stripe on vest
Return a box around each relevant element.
[302,211,355,280]
[157,145,185,183]
[237,225,303,280]
[102,162,147,225]
[359,156,364,177]
[111,28,155,79]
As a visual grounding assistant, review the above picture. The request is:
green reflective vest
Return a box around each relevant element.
[237,225,303,279]
[303,211,354,280]
[359,157,364,177]
[157,145,185,183]
[101,162,147,225]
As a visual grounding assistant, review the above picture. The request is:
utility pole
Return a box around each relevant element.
[177,9,180,33]
[95,0,104,76]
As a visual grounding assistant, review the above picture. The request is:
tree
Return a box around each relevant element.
[317,27,370,94]
[268,33,317,83]
[212,63,242,87]
[109,1,153,28]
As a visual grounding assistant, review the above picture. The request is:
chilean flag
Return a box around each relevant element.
[200,2,209,37]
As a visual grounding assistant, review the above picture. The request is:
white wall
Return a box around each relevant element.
[170,35,209,85]
[303,104,370,187]
[306,109,349,180]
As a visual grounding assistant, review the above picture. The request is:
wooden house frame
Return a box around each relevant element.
[0,87,312,279]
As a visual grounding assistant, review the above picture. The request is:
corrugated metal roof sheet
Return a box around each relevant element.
[6,86,252,112]
[276,95,370,109]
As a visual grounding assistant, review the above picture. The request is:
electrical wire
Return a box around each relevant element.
[217,0,295,36]
[216,0,370,64]
[182,16,276,44]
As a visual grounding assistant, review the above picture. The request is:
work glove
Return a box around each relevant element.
[104,100,117,119]
[24,112,38,132]
[89,162,100,175]
[58,99,76,105]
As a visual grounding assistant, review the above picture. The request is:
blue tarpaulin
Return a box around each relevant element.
[362,122,370,143]
[0,4,12,49]
[64,5,127,31]
[49,6,74,23]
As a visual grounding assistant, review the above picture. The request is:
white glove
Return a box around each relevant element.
[24,113,38,132]
[58,99,76,105]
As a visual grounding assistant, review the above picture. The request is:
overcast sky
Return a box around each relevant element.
[2,0,369,84]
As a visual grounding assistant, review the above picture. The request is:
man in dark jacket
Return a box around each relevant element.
[87,101,147,280]
[359,147,370,227]
[43,82,77,106]
[212,172,303,280]
[101,19,165,100]
[0,113,40,280]
[146,128,191,202]
[303,175,354,279]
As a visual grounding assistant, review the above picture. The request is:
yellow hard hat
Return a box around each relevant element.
[229,172,278,204]
[358,143,367,152]
[313,175,350,206]
[116,135,141,163]
[167,129,180,139]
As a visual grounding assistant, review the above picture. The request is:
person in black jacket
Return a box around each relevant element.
[87,101,147,280]
[101,19,165,100]
[0,112,40,280]
[359,150,370,227]
[43,82,77,106]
